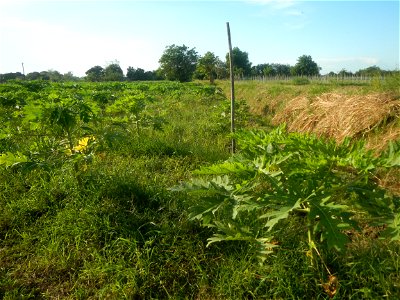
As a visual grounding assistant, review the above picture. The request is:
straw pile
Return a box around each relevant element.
[272,93,400,144]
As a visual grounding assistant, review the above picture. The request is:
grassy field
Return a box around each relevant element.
[0,77,399,299]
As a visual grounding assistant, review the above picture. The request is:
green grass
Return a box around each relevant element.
[0,79,399,299]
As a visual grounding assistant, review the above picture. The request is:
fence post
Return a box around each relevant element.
[226,22,236,154]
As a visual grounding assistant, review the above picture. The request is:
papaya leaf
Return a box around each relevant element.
[381,211,400,241]
[232,194,261,219]
[0,152,28,168]
[255,238,280,262]
[309,197,353,251]
[260,198,302,231]
[170,178,214,193]
[195,157,254,176]
[206,221,254,247]
[381,140,400,167]
[188,195,229,222]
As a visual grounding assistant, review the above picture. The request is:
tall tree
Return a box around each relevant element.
[225,47,252,78]
[104,63,124,81]
[291,55,320,76]
[215,60,228,79]
[85,66,104,82]
[263,64,276,77]
[26,72,41,80]
[63,72,80,82]
[251,64,269,77]
[126,67,156,81]
[272,64,292,76]
[158,44,198,82]
[47,69,63,82]
[196,51,219,84]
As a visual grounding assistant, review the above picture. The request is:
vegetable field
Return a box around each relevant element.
[1,78,399,299]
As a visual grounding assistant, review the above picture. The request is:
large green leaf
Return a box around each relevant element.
[309,197,354,251]
[381,211,400,241]
[259,198,302,231]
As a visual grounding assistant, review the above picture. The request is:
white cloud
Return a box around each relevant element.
[246,0,307,30]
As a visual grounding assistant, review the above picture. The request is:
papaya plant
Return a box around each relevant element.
[172,125,400,264]
[20,90,97,150]
[105,92,165,137]
[0,88,99,173]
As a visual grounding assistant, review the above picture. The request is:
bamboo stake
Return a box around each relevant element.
[226,22,236,154]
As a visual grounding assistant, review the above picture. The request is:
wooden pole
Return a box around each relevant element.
[226,22,236,154]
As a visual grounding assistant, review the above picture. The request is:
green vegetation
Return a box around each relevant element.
[173,126,399,275]
[291,55,321,76]
[158,45,199,82]
[0,79,399,299]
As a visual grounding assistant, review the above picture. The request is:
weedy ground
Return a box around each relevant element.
[0,77,399,299]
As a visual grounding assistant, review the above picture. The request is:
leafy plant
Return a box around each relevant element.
[105,93,166,137]
[173,126,400,264]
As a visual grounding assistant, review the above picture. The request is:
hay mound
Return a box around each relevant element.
[272,93,400,143]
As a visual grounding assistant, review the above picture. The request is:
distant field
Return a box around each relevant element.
[0,78,399,299]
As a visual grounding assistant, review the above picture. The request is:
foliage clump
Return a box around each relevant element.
[174,125,400,263]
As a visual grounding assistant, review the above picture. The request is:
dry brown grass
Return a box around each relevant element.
[272,92,400,145]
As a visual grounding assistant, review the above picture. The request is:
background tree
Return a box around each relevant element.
[26,72,41,81]
[272,63,292,77]
[127,67,145,81]
[39,71,50,80]
[338,69,354,77]
[85,66,104,82]
[126,67,157,81]
[215,60,228,79]
[251,64,270,77]
[0,72,24,82]
[251,63,292,77]
[355,66,383,76]
[225,47,252,78]
[63,72,80,82]
[195,51,219,84]
[291,55,320,76]
[158,44,198,82]
[46,70,63,82]
[104,63,124,81]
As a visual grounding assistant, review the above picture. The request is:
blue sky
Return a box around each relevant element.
[0,0,398,76]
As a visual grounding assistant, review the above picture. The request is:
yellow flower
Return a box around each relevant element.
[64,136,95,155]
[73,137,90,152]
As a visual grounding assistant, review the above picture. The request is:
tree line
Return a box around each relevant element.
[0,44,398,83]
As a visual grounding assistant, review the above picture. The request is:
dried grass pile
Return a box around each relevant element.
[272,93,400,144]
